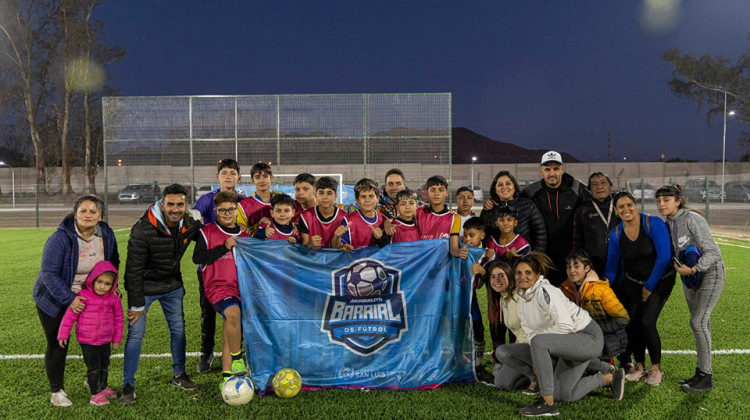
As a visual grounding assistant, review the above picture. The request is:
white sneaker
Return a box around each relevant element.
[50,390,72,407]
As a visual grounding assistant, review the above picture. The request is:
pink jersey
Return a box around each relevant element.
[487,234,530,262]
[340,210,385,249]
[293,201,312,225]
[238,192,272,233]
[416,205,455,240]
[199,223,250,304]
[391,218,420,243]
[298,206,346,248]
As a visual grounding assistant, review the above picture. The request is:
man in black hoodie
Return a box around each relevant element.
[521,151,589,285]
[120,184,202,404]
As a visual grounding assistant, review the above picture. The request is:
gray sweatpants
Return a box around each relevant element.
[533,321,605,401]
[494,345,532,390]
[495,322,605,401]
[684,262,724,374]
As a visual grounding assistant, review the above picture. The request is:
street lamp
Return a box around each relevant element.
[471,156,477,190]
[721,88,736,204]
[0,161,15,209]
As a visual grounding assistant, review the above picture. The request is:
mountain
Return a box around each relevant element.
[452,127,580,164]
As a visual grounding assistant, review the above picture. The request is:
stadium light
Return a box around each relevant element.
[721,89,736,204]
[0,161,15,209]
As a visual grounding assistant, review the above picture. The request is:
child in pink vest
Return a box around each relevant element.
[57,260,123,406]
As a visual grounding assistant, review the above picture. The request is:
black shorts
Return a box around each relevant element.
[212,296,240,318]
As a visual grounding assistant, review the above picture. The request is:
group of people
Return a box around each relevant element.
[32,152,724,416]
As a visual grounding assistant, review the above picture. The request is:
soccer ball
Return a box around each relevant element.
[221,375,254,406]
[346,262,389,297]
[272,368,302,398]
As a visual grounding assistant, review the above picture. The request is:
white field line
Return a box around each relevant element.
[716,241,750,250]
[1,350,749,361]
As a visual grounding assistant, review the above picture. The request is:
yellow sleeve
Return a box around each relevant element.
[236,203,249,229]
[450,214,462,236]
[600,284,630,323]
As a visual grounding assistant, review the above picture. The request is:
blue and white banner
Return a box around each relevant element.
[234,238,483,394]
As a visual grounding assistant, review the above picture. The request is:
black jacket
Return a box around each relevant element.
[521,173,589,282]
[573,195,620,275]
[125,204,201,308]
[480,196,547,252]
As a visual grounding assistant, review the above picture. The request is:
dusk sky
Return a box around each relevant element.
[96,0,750,162]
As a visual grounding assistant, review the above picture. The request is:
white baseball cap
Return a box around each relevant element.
[541,151,563,165]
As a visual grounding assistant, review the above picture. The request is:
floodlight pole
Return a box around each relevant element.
[0,161,14,209]
[471,156,477,189]
[722,90,726,204]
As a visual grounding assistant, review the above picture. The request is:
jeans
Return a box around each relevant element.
[123,287,187,386]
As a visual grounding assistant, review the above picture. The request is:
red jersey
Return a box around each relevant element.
[391,218,420,243]
[487,234,530,262]
[293,201,313,225]
[416,205,455,240]
[199,223,250,305]
[340,210,385,249]
[298,206,347,249]
[237,192,273,234]
[255,221,300,242]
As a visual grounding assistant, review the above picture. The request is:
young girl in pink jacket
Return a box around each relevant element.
[57,260,123,406]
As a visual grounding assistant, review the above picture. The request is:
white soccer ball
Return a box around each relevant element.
[221,375,254,406]
[346,262,389,297]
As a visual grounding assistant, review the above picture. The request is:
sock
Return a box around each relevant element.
[231,351,242,361]
[222,371,231,380]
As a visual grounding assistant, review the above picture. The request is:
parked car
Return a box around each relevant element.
[118,183,161,204]
[683,178,723,203]
[196,185,215,199]
[628,181,655,200]
[724,181,750,203]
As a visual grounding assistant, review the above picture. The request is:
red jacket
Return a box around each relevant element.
[57,260,124,346]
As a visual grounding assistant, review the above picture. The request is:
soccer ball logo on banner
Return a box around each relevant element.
[321,258,408,356]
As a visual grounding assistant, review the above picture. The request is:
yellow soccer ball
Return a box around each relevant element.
[272,368,302,398]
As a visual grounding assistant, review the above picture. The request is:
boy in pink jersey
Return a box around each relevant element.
[255,193,300,244]
[486,205,530,264]
[298,176,347,249]
[377,189,420,246]
[237,162,275,235]
[192,191,251,390]
[334,178,385,251]
[417,175,455,240]
[292,173,317,225]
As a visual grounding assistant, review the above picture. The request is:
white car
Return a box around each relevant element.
[628,181,655,200]
[196,185,215,199]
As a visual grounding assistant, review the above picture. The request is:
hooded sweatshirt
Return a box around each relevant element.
[57,260,124,346]
[517,276,592,340]
[560,269,629,325]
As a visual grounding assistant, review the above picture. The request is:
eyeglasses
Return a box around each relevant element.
[215,207,237,215]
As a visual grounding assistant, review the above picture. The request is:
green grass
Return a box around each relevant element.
[1,227,749,418]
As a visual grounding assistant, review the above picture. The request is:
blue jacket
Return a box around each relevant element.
[604,213,671,292]
[33,216,119,317]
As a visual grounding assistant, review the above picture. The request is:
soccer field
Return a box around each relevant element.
[1,228,748,419]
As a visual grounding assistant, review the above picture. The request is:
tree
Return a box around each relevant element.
[663,33,750,160]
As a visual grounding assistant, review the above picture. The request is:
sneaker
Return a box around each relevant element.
[679,368,700,386]
[519,397,559,417]
[475,366,495,384]
[681,371,712,392]
[610,368,626,401]
[196,353,215,373]
[172,373,198,390]
[644,365,663,386]
[119,384,136,405]
[90,391,110,406]
[219,376,230,392]
[522,378,540,395]
[231,358,247,375]
[624,363,646,382]
[101,387,117,399]
[50,390,72,407]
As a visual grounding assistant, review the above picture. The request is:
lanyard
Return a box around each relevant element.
[593,198,613,228]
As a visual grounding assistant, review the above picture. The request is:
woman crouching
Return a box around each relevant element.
[507,252,625,417]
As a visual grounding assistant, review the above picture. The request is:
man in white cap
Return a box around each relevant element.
[521,151,589,285]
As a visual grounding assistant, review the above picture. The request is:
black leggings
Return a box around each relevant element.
[81,344,112,395]
[617,273,675,365]
[198,270,217,355]
[37,306,67,393]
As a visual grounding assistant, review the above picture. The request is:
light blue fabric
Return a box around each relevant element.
[234,238,482,394]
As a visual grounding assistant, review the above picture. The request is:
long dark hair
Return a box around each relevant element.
[489,170,521,204]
